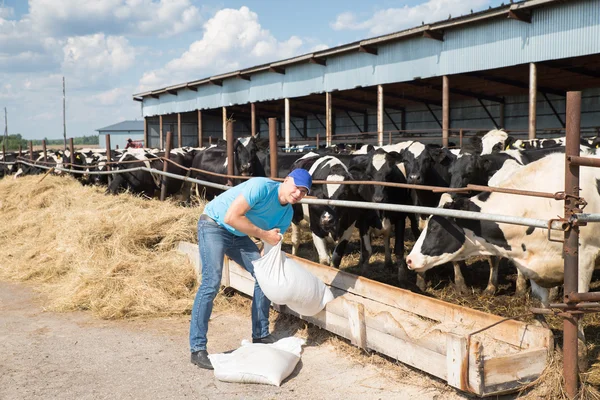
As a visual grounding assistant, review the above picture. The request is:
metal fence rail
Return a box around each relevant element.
[12,159,574,232]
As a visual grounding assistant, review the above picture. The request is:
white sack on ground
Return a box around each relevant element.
[252,238,334,316]
[209,337,305,386]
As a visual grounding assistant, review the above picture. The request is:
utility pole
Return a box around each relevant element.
[63,76,67,151]
[4,107,7,145]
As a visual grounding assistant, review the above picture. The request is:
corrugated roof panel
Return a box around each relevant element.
[96,120,143,132]
[141,0,600,117]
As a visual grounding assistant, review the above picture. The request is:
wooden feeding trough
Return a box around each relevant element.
[178,242,553,397]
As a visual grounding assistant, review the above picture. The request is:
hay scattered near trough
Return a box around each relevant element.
[2,175,600,397]
[0,175,202,319]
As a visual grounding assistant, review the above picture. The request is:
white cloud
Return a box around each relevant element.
[331,0,489,36]
[62,34,136,82]
[0,5,14,19]
[138,6,322,91]
[88,87,130,106]
[29,0,204,37]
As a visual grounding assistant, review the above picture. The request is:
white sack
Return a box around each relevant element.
[252,237,334,316]
[209,337,305,386]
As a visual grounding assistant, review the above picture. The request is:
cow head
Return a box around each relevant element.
[406,196,510,272]
[404,144,452,185]
[448,154,490,190]
[480,129,508,154]
[234,139,254,176]
[364,149,397,203]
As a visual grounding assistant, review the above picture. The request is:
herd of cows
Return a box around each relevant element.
[2,130,600,310]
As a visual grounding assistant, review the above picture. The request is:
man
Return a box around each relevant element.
[190,168,312,370]
[125,138,134,149]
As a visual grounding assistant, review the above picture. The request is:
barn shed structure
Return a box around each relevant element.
[133,0,600,150]
[96,120,144,150]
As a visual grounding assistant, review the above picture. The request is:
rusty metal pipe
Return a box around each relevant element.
[565,291,600,303]
[269,118,278,179]
[563,91,582,399]
[105,134,112,187]
[226,121,234,186]
[69,138,74,168]
[466,184,558,199]
[160,131,172,201]
[568,155,600,168]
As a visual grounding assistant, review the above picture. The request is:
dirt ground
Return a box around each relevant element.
[0,281,473,400]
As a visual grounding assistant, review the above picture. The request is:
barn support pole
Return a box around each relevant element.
[345,111,362,133]
[442,75,450,148]
[303,116,308,139]
[251,103,256,137]
[563,91,582,399]
[177,113,182,148]
[268,118,278,179]
[285,98,291,151]
[28,141,33,161]
[529,63,537,140]
[401,108,406,133]
[18,145,22,158]
[105,134,112,187]
[222,107,227,140]
[543,93,566,128]
[69,138,75,169]
[42,140,47,162]
[160,131,173,201]
[499,102,505,129]
[197,110,203,147]
[326,92,332,147]
[377,85,384,146]
[226,120,234,186]
[159,115,163,150]
[143,117,148,148]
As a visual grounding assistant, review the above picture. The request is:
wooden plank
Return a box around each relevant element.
[366,327,448,379]
[286,253,550,350]
[178,242,551,397]
[483,348,549,392]
[344,299,366,350]
[447,334,469,390]
[286,307,449,381]
[177,242,200,282]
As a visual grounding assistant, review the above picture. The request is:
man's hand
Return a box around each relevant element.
[263,228,281,246]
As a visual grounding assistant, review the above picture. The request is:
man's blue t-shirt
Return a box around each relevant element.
[204,177,293,236]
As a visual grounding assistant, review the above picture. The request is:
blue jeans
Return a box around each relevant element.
[189,218,271,352]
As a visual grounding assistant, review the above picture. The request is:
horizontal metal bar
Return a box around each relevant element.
[573,213,600,223]
[11,160,573,231]
[466,184,558,199]
[568,155,600,168]
[16,160,232,192]
[300,198,567,231]
[565,291,600,303]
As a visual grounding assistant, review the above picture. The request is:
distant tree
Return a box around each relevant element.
[0,134,28,151]
[30,135,99,147]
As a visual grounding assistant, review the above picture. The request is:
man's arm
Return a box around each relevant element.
[223,194,281,246]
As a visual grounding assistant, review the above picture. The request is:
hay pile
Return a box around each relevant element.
[0,175,203,319]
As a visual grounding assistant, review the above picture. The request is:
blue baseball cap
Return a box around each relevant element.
[288,168,312,192]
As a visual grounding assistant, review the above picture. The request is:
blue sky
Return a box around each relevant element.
[1,0,506,140]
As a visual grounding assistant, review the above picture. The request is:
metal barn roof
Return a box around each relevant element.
[135,0,600,118]
[96,120,144,132]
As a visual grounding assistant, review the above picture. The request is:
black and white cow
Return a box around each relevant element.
[290,152,367,268]
[349,148,420,279]
[406,152,600,307]
[191,137,264,199]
